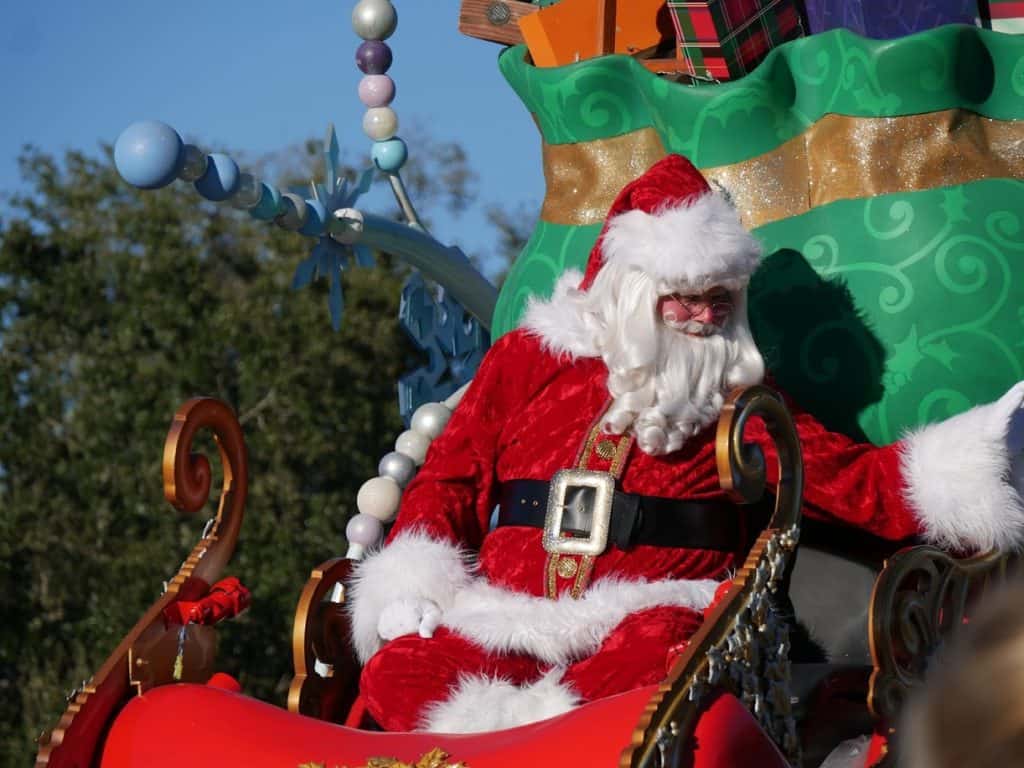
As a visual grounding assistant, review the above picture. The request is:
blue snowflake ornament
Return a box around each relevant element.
[398,273,490,425]
[292,123,376,330]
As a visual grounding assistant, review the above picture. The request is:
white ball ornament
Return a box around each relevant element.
[395,430,430,465]
[352,0,398,41]
[411,402,452,440]
[332,207,364,245]
[356,476,402,522]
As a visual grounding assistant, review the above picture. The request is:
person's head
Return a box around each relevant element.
[523,155,764,455]
[902,582,1024,768]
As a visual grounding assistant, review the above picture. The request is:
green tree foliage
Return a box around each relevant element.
[484,202,537,287]
[0,139,512,764]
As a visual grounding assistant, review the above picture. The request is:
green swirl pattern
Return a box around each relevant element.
[499,26,1024,165]
[752,179,1024,445]
[494,180,1024,445]
[492,221,601,334]
[494,26,1024,441]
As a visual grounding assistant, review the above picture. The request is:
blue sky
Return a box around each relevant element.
[0,1,543,275]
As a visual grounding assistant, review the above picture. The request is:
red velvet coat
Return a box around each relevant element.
[356,323,1021,733]
[388,328,920,597]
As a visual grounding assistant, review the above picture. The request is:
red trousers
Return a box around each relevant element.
[360,605,703,731]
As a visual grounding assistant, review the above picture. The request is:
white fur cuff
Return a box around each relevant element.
[443,577,719,666]
[419,668,579,733]
[900,383,1024,552]
[347,531,473,663]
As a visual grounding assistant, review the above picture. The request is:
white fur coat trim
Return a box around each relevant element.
[347,531,473,663]
[419,668,579,733]
[900,381,1024,552]
[442,575,719,666]
[519,268,597,360]
[601,194,761,293]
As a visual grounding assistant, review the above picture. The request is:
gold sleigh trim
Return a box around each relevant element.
[540,109,1024,230]
[299,748,467,768]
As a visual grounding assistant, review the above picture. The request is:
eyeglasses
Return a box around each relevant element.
[669,293,734,323]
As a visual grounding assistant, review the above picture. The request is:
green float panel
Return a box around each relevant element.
[493,27,1024,444]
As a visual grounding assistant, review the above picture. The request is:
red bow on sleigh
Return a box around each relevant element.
[163,576,251,626]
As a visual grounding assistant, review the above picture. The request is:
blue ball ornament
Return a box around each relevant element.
[194,153,241,201]
[249,183,282,220]
[371,137,408,173]
[299,199,328,237]
[114,120,184,189]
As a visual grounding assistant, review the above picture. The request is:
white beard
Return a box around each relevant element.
[585,264,765,456]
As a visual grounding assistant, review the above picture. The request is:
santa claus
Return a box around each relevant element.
[349,155,1024,733]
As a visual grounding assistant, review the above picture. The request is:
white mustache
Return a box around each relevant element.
[661,317,721,337]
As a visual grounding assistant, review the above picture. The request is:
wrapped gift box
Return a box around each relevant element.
[803,0,979,37]
[668,0,803,80]
[520,0,673,67]
[984,0,1024,33]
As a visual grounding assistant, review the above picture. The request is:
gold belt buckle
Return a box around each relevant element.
[542,469,614,556]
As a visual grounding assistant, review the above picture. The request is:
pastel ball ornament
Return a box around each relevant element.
[357,476,402,522]
[395,429,430,465]
[114,120,184,189]
[249,182,282,221]
[346,513,384,548]
[371,138,407,173]
[378,451,416,488]
[356,40,393,74]
[358,74,396,108]
[363,107,398,141]
[352,0,397,41]
[194,153,241,201]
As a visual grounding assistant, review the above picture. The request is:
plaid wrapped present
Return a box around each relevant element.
[984,0,1024,33]
[668,0,803,80]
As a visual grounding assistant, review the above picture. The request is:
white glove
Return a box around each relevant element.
[999,381,1024,455]
[377,597,442,641]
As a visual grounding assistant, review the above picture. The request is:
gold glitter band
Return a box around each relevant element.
[540,110,1024,230]
[540,128,668,225]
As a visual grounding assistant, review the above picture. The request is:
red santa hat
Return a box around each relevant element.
[523,154,762,358]
[579,154,760,294]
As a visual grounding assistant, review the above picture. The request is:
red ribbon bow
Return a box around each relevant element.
[163,576,251,626]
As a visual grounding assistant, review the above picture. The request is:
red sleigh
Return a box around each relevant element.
[36,386,1020,768]
[31,8,1024,764]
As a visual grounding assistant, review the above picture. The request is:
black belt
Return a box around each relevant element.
[497,479,769,553]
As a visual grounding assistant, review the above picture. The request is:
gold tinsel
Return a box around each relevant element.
[299,747,468,768]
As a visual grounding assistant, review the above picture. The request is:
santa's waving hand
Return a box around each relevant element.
[348,154,1024,734]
